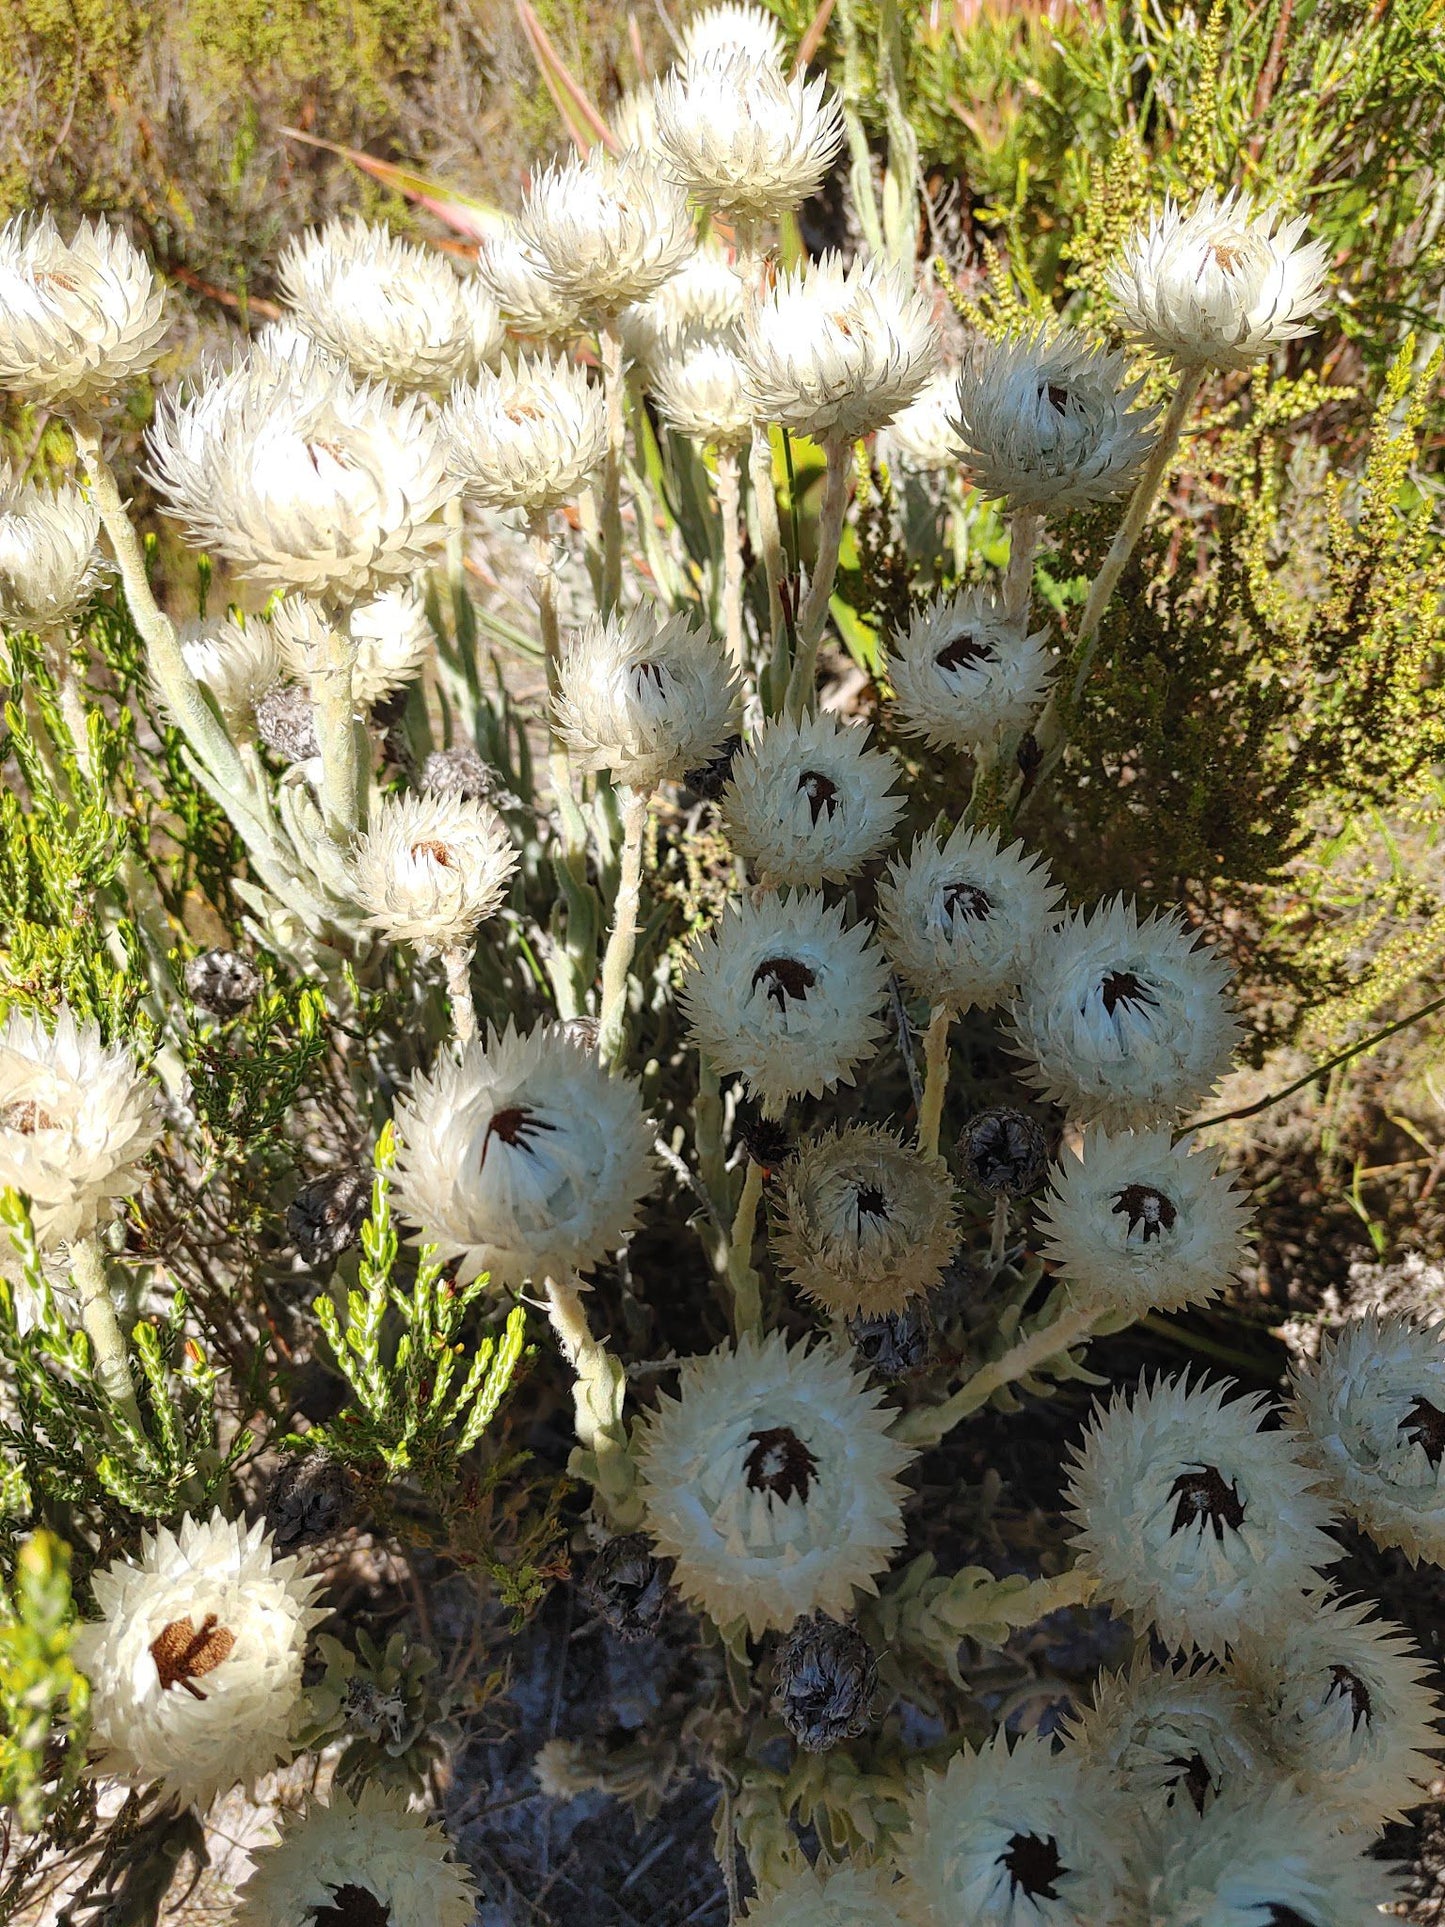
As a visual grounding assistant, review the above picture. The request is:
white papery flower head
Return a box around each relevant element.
[444,351,607,512]
[147,342,455,598]
[741,252,940,443]
[1142,1783,1399,1926]
[555,604,739,791]
[618,241,748,370]
[346,585,434,706]
[952,328,1158,511]
[0,1002,163,1251]
[1066,1373,1338,1656]
[392,1020,654,1285]
[1109,190,1330,373]
[772,1123,957,1318]
[71,1510,324,1813]
[516,148,694,314]
[655,54,843,226]
[350,791,517,957]
[179,614,282,739]
[880,366,966,473]
[1236,1596,1439,1831]
[613,83,663,154]
[888,585,1053,753]
[636,1330,914,1636]
[1287,1310,1445,1563]
[679,2,787,69]
[877,822,1061,1014]
[1071,1656,1268,1821]
[680,890,890,1116]
[278,218,485,391]
[235,1783,476,1927]
[651,331,754,446]
[1038,1127,1252,1320]
[743,1862,901,1927]
[720,709,904,887]
[475,225,583,340]
[0,472,104,626]
[0,213,167,405]
[899,1730,1128,1927]
[1010,895,1241,1130]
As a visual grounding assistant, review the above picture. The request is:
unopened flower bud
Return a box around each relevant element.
[683,733,742,800]
[847,1301,933,1381]
[255,682,320,765]
[957,1108,1049,1198]
[420,744,499,801]
[774,1612,878,1752]
[264,1450,361,1549]
[287,1168,371,1268]
[581,1532,673,1641]
[184,949,263,1021]
[735,1109,792,1172]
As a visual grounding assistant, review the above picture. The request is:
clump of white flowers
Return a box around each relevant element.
[350,791,517,958]
[0,212,167,405]
[887,586,1054,753]
[0,469,103,626]
[720,709,903,887]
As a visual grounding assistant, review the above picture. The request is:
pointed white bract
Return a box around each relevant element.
[720,709,904,887]
[0,213,167,405]
[654,53,844,225]
[0,471,104,626]
[516,147,695,314]
[888,586,1054,752]
[350,790,517,957]
[444,351,607,512]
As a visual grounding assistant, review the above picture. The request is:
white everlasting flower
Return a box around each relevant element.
[1287,1310,1445,1563]
[1037,1128,1253,1320]
[680,890,890,1116]
[516,147,694,314]
[555,604,739,791]
[0,472,104,626]
[888,586,1054,753]
[1010,895,1241,1131]
[235,1784,476,1927]
[880,366,966,473]
[0,1002,163,1251]
[636,1330,914,1637]
[613,83,663,154]
[720,709,904,887]
[350,791,517,957]
[1236,1596,1439,1831]
[147,342,455,599]
[0,212,167,406]
[741,252,941,444]
[1066,1374,1338,1656]
[952,328,1158,511]
[679,2,787,70]
[392,1021,655,1286]
[1072,1656,1269,1821]
[71,1510,324,1813]
[277,218,482,391]
[1142,1783,1399,1926]
[346,585,434,706]
[618,241,747,370]
[475,225,583,340]
[651,331,754,447]
[772,1123,957,1319]
[899,1730,1129,1927]
[743,1862,901,1927]
[877,822,1061,1014]
[655,54,843,226]
[444,351,607,513]
[179,614,282,740]
[1109,190,1330,373]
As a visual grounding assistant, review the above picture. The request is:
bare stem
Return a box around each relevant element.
[543,1271,641,1527]
[724,1158,764,1338]
[69,1235,144,1436]
[442,945,477,1045]
[894,1305,1097,1448]
[716,443,747,678]
[529,508,588,861]
[916,1003,951,1159]
[748,425,785,660]
[1002,507,1043,624]
[785,435,853,717]
[597,786,650,1068]
[312,608,362,843]
[599,320,627,617]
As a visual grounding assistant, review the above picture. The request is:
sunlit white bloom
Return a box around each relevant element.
[444,351,607,513]
[743,1862,902,1927]
[878,822,1061,1013]
[680,890,890,1116]
[655,54,843,226]
[1066,1373,1338,1656]
[71,1510,324,1813]
[475,225,582,340]
[1142,1783,1399,1925]
[1287,1310,1445,1564]
[179,614,282,739]
[1038,1128,1252,1320]
[350,791,517,957]
[1011,895,1241,1130]
[1109,190,1330,372]
[0,213,167,406]
[952,328,1158,511]
[741,253,940,443]
[392,1020,655,1286]
[899,1731,1129,1927]
[516,148,694,314]
[460,276,507,371]
[0,1002,163,1252]
[880,366,966,472]
[721,709,904,887]
[888,586,1053,753]
[346,585,434,706]
[1072,1656,1268,1821]
[235,1784,476,1927]
[636,1331,913,1637]
[772,1123,956,1318]
[277,218,482,390]
[0,472,104,626]
[1236,1596,1439,1831]
[618,242,748,370]
[612,84,663,154]
[680,2,787,70]
[651,331,754,446]
[147,342,455,598]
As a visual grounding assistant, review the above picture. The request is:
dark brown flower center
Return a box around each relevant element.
[481,1104,553,1166]
[1100,968,1158,1016]
[1403,1395,1445,1468]
[1326,1665,1372,1731]
[744,1425,817,1502]
[308,1884,393,1927]
[1261,1910,1317,1927]
[1166,1750,1214,1814]
[1112,1183,1178,1242]
[409,839,454,867]
[935,629,997,673]
[943,880,993,922]
[1043,381,1071,413]
[853,1181,890,1225]
[631,659,666,694]
[998,1831,1065,1901]
[1169,1465,1246,1538]
[752,956,816,1007]
[150,1613,236,1701]
[797,770,838,824]
[2,1099,57,1134]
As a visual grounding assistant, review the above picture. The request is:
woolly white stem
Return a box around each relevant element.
[69,1235,144,1435]
[749,425,785,660]
[895,1305,1098,1448]
[442,945,477,1045]
[597,785,649,1068]
[786,434,853,717]
[725,1157,764,1338]
[716,443,747,677]
[599,320,627,617]
[543,1271,641,1527]
[529,508,588,861]
[310,610,362,844]
[916,1003,951,1160]
[1002,506,1043,624]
